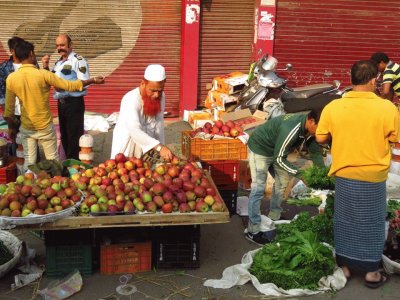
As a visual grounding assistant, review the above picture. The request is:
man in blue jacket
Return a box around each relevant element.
[245,110,324,245]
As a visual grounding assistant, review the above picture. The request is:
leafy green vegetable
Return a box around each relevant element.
[287,197,322,206]
[250,231,335,290]
[277,194,334,245]
[387,199,400,220]
[300,166,335,190]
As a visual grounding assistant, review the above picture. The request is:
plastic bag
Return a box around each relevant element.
[38,270,82,300]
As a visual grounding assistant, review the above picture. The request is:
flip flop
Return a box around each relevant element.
[365,272,389,289]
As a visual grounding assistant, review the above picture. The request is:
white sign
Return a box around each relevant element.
[261,0,275,6]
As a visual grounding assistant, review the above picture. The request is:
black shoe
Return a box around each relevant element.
[244,230,275,246]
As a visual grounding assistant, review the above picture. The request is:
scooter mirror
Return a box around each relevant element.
[285,63,293,71]
[333,80,340,89]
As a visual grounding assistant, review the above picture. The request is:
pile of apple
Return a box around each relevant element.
[190,120,243,138]
[0,172,82,217]
[234,116,257,126]
[72,153,227,215]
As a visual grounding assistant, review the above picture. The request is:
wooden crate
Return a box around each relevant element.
[181,131,247,161]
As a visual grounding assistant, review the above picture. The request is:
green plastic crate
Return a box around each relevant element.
[45,245,93,277]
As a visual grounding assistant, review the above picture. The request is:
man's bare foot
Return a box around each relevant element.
[341,266,351,279]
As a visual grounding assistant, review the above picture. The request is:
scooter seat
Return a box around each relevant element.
[282,83,335,100]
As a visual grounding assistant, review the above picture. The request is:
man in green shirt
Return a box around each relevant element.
[245,110,324,245]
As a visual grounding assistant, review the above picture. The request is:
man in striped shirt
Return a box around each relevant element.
[371,52,400,101]
[245,111,324,245]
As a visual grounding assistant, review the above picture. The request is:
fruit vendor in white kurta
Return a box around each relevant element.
[111,64,174,161]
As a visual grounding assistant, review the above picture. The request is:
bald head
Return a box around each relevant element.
[56,34,73,59]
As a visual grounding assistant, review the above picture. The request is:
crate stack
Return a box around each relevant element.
[201,160,239,216]
[181,130,247,215]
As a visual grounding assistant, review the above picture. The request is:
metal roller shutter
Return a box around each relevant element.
[274,0,400,88]
[198,0,254,105]
[0,0,181,116]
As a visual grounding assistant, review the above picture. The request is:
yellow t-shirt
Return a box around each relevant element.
[4,64,83,131]
[316,91,399,182]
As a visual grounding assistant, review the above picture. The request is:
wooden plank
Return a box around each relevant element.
[20,211,229,230]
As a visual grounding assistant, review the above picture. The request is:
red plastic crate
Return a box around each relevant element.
[201,160,239,189]
[100,242,152,275]
[0,161,17,184]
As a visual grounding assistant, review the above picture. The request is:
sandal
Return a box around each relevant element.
[364,272,389,289]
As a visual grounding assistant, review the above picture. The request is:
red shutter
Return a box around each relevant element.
[198,0,254,105]
[0,1,182,116]
[274,0,400,88]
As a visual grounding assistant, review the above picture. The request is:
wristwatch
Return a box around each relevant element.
[155,144,162,152]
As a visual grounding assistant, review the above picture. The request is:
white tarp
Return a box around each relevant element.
[204,215,347,297]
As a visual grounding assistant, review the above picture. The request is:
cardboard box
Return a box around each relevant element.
[220,108,268,131]
[212,72,248,95]
[186,110,213,129]
[210,90,238,110]
[204,90,239,111]
[238,160,251,190]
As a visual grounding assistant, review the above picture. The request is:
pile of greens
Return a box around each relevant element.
[250,230,335,290]
[277,195,334,245]
[299,166,335,190]
[287,196,322,206]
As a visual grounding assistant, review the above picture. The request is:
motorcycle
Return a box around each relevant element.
[230,54,348,116]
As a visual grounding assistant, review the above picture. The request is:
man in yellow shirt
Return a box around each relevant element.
[4,40,105,171]
[316,60,399,289]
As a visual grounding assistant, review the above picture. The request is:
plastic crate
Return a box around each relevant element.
[181,131,247,161]
[153,226,200,269]
[0,160,17,184]
[219,189,238,216]
[100,242,152,275]
[46,244,93,277]
[201,160,239,189]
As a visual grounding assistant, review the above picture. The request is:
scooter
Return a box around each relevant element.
[230,54,347,116]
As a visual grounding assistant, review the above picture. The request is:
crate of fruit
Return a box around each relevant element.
[100,242,152,275]
[181,131,247,161]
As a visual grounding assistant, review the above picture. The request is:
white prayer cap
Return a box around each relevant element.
[144,64,166,82]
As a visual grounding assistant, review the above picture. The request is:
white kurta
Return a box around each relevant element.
[110,87,165,158]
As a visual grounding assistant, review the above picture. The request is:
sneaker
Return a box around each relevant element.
[244,230,275,246]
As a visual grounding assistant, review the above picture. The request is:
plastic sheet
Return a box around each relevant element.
[38,270,82,300]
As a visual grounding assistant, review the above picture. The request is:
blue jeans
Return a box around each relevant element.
[247,149,291,233]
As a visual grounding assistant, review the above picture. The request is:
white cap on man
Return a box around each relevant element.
[144,64,166,82]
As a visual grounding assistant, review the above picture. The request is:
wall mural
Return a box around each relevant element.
[0,0,142,77]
